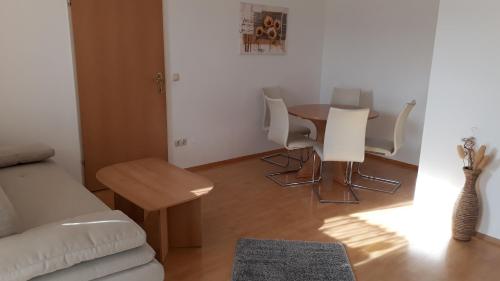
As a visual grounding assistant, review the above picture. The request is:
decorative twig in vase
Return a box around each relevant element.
[457,137,490,171]
[453,137,491,241]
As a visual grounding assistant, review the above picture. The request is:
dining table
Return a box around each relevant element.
[288,104,379,185]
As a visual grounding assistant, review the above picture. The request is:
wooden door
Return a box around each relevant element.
[71,0,168,191]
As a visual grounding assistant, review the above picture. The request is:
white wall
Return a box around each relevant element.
[415,0,500,239]
[0,0,82,181]
[0,0,326,179]
[320,0,439,165]
[0,0,439,178]
[164,0,326,168]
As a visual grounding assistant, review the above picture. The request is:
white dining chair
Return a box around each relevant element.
[311,107,370,204]
[355,100,416,194]
[265,96,318,187]
[261,87,311,167]
[331,87,361,107]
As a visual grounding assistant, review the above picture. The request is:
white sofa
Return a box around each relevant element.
[0,145,164,281]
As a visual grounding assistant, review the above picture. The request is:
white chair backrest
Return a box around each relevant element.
[323,107,369,163]
[265,96,289,147]
[262,87,284,131]
[393,100,416,153]
[331,88,361,106]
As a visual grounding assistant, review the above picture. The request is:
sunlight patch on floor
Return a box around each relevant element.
[319,207,408,267]
[352,203,450,260]
[320,196,455,265]
[411,171,460,258]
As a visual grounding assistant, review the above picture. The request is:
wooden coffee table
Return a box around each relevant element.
[96,158,214,264]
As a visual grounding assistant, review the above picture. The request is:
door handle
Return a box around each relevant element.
[154,72,165,95]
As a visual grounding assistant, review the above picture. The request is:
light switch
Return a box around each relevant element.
[172,73,180,82]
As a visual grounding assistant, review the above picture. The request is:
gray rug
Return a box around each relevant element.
[231,238,356,281]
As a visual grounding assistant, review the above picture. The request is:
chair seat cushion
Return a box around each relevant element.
[0,210,146,281]
[286,134,315,150]
[365,138,394,156]
[289,125,311,136]
[289,116,312,136]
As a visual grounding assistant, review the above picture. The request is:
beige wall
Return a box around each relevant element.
[0,0,443,182]
[416,0,500,239]
[320,0,440,165]
[164,0,326,167]
[0,0,82,181]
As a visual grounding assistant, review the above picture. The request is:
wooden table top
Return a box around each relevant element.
[288,104,379,121]
[96,158,214,212]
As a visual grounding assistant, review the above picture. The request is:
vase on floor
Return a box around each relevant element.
[452,168,481,241]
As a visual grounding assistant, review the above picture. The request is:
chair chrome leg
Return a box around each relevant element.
[266,169,321,187]
[352,163,402,194]
[265,149,318,187]
[312,160,360,204]
[261,151,302,168]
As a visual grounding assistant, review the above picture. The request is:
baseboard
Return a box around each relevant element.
[474,232,500,247]
[187,149,286,172]
[365,154,419,170]
[187,148,418,172]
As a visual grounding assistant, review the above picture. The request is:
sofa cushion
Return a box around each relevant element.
[0,185,19,238]
[32,245,156,281]
[0,144,55,168]
[0,161,108,231]
[0,210,147,281]
[95,260,165,281]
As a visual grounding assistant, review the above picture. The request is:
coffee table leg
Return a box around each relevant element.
[114,193,143,223]
[167,198,202,248]
[144,209,168,264]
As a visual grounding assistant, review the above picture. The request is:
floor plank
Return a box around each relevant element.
[165,155,500,281]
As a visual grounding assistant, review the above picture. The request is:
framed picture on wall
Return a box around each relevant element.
[240,2,288,55]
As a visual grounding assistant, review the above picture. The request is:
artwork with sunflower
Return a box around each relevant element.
[240,2,288,55]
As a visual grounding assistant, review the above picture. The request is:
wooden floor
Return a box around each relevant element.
[160,155,500,281]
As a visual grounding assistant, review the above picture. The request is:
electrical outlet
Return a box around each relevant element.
[174,139,182,147]
[174,138,188,147]
[172,73,181,82]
